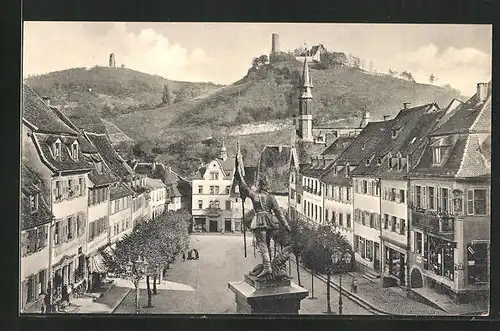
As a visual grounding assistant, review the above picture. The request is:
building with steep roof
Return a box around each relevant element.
[191,144,241,233]
[20,163,54,312]
[406,82,491,305]
[144,178,167,220]
[22,83,92,304]
[350,102,444,284]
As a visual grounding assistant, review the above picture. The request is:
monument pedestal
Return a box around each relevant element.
[228,274,309,314]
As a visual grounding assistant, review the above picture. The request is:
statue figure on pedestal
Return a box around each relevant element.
[234,170,293,280]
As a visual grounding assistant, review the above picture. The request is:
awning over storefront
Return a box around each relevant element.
[89,252,108,274]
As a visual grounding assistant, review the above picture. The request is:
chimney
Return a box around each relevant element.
[477,82,488,102]
[383,115,390,121]
[403,102,411,109]
[42,97,51,106]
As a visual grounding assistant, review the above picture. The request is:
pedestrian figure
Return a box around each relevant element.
[182,252,186,261]
[193,249,199,260]
[187,250,193,260]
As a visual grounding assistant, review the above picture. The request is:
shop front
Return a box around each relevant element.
[382,241,407,287]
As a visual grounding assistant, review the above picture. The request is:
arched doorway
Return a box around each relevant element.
[410,268,424,288]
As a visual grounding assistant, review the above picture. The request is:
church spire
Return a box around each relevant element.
[301,57,313,88]
[295,57,314,143]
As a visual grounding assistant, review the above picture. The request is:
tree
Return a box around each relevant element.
[400,71,415,82]
[388,69,398,77]
[286,211,313,286]
[132,140,155,162]
[162,84,173,105]
[301,226,353,314]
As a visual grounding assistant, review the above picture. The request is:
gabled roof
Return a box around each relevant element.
[21,164,54,230]
[85,132,134,179]
[257,145,294,193]
[31,132,93,173]
[22,84,79,135]
[310,44,327,55]
[82,154,118,187]
[321,136,356,157]
[110,182,135,201]
[354,103,445,178]
[145,177,166,190]
[431,92,490,136]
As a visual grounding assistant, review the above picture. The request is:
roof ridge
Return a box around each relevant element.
[468,96,491,132]
[455,134,471,178]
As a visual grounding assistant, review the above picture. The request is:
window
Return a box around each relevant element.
[210,172,219,180]
[384,214,389,229]
[467,242,489,284]
[339,187,343,200]
[391,216,397,232]
[390,188,396,202]
[369,213,374,228]
[400,189,405,203]
[314,205,318,221]
[225,186,230,194]
[433,147,442,164]
[214,200,220,209]
[214,186,220,194]
[346,187,351,201]
[414,232,423,254]
[339,213,343,227]
[415,185,422,208]
[71,143,78,160]
[400,219,406,235]
[428,187,435,210]
[54,221,60,245]
[319,207,322,223]
[225,200,231,210]
[209,186,214,194]
[198,200,203,209]
[363,180,368,194]
[368,181,372,195]
[467,189,487,215]
[346,214,351,229]
[198,185,203,194]
[441,188,449,212]
[366,240,373,261]
[29,194,38,213]
[53,142,61,158]
[67,217,74,240]
[359,237,366,258]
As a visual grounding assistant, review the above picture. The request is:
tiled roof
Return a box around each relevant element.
[70,113,108,135]
[296,141,328,163]
[334,120,393,166]
[177,178,192,198]
[78,136,98,154]
[193,166,207,180]
[168,185,182,198]
[257,145,293,194]
[110,182,134,201]
[321,136,356,157]
[31,132,93,173]
[145,177,166,190]
[320,165,353,186]
[51,107,82,133]
[83,154,117,186]
[217,157,235,173]
[21,164,54,230]
[86,132,134,179]
[455,134,491,178]
[431,93,490,135]
[354,104,445,178]
[22,84,79,135]
[300,156,336,178]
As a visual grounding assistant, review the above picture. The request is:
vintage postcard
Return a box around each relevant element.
[20,22,491,316]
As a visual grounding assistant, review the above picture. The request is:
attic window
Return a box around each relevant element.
[29,194,39,213]
[376,158,382,166]
[71,142,79,160]
[53,142,61,158]
[391,130,398,138]
[433,147,442,165]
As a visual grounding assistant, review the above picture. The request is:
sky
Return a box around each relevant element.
[23,22,492,96]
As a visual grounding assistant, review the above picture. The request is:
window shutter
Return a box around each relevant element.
[436,188,441,210]
[410,231,415,252]
[21,232,28,257]
[422,186,427,209]
[447,189,453,213]
[368,181,372,195]
[395,218,400,231]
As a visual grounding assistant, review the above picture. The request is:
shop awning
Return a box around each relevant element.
[89,252,108,274]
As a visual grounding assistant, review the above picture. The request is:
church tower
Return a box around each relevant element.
[296,57,314,142]
[220,141,228,161]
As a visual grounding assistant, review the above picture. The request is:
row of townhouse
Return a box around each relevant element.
[20,84,172,312]
[290,82,491,305]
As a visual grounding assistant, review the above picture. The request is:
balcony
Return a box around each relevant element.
[205,207,223,217]
[411,209,454,240]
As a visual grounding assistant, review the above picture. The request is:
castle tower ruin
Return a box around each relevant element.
[271,33,280,57]
[109,53,116,67]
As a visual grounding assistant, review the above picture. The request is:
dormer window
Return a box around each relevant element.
[29,194,39,213]
[433,147,442,165]
[70,141,79,160]
[376,158,382,166]
[397,157,403,171]
[53,142,61,158]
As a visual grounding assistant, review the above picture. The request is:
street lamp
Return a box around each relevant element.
[331,249,352,315]
[124,255,149,314]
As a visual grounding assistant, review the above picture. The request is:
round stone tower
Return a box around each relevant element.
[271,33,280,56]
[109,53,116,67]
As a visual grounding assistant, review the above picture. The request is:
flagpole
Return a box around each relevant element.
[242,197,247,258]
[236,141,247,258]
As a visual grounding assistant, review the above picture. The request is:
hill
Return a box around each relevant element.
[110,58,463,176]
[25,66,223,122]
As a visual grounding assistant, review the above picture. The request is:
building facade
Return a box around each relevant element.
[145,178,167,219]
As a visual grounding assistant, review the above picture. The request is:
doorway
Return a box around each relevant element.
[374,242,380,272]
[225,219,232,232]
[209,220,218,232]
[399,254,406,286]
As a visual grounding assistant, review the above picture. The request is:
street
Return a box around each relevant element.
[113,234,373,314]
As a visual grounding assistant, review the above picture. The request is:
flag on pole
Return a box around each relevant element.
[234,141,247,258]
[235,141,245,181]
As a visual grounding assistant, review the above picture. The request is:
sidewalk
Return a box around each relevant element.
[60,281,131,314]
[290,261,451,316]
